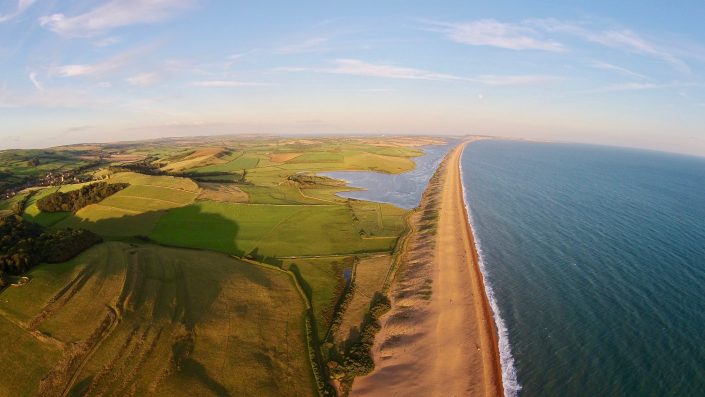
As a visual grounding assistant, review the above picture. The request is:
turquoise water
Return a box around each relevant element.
[320,143,452,209]
[461,141,705,397]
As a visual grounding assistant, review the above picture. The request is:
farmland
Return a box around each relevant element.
[0,243,316,397]
[0,135,446,395]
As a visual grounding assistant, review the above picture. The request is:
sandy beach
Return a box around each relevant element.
[351,141,503,396]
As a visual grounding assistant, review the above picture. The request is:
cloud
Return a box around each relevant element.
[425,19,564,52]
[529,19,690,73]
[29,72,43,91]
[579,81,696,94]
[190,80,268,88]
[473,74,561,86]
[588,61,650,81]
[309,58,463,81]
[274,37,330,54]
[0,84,113,109]
[125,72,160,86]
[94,36,122,47]
[51,44,155,78]
[279,59,560,86]
[39,0,194,37]
[0,0,35,23]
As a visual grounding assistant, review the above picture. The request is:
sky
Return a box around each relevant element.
[1,0,705,156]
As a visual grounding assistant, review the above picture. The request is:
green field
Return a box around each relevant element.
[282,257,353,339]
[191,155,261,173]
[53,173,199,236]
[0,242,316,397]
[334,254,393,344]
[149,201,399,258]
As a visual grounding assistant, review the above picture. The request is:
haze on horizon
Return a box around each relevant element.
[1,0,704,157]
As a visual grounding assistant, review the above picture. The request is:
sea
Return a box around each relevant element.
[461,140,705,396]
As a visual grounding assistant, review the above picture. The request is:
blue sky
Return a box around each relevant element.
[1,1,704,156]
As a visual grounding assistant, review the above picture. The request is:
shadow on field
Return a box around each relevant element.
[58,205,244,255]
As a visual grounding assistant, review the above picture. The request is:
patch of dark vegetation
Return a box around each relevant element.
[305,318,335,396]
[108,158,164,175]
[327,292,391,388]
[10,189,37,215]
[244,247,283,267]
[0,214,102,277]
[37,182,128,213]
[287,174,346,187]
[172,170,245,184]
[285,263,336,396]
[419,278,433,300]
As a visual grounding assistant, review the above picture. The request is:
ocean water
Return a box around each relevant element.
[461,140,705,396]
[319,143,452,209]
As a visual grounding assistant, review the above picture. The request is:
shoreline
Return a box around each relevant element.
[351,140,503,396]
[457,142,507,396]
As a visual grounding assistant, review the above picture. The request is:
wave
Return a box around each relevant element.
[459,151,522,397]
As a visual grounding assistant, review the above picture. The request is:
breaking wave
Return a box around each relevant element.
[459,151,522,397]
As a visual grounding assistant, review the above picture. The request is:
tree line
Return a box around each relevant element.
[0,214,102,278]
[37,182,128,213]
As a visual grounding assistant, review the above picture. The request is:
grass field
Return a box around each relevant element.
[149,201,399,258]
[282,257,353,340]
[0,242,316,397]
[334,254,393,344]
[190,154,260,173]
[286,152,344,164]
[350,200,407,238]
[53,173,199,236]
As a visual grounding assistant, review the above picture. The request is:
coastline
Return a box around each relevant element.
[459,145,520,396]
[351,140,503,396]
[457,143,509,396]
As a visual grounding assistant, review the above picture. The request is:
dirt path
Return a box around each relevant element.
[351,141,503,397]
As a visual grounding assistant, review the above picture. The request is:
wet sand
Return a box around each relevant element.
[351,141,503,397]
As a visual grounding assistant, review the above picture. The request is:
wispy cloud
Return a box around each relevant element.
[279,59,560,86]
[39,0,195,37]
[0,0,35,23]
[94,36,122,47]
[29,72,43,91]
[588,61,651,81]
[274,37,330,54]
[0,85,113,109]
[285,58,463,81]
[190,80,268,88]
[579,81,696,94]
[51,44,156,78]
[473,74,562,85]
[125,72,160,86]
[529,19,690,73]
[424,19,564,52]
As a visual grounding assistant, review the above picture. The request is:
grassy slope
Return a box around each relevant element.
[0,242,316,397]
